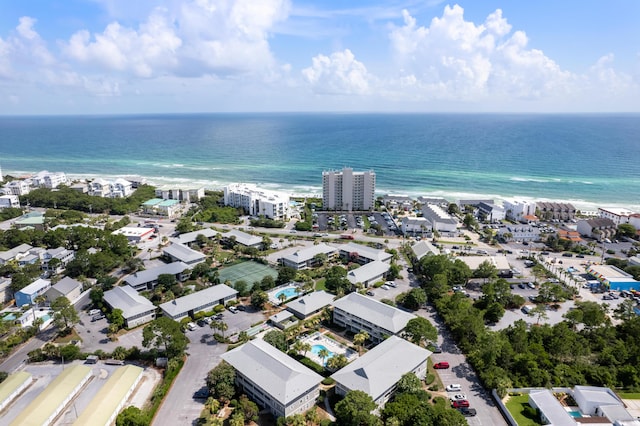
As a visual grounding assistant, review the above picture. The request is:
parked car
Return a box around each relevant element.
[434,362,450,369]
[450,394,467,401]
[386,281,397,288]
[527,282,536,289]
[431,345,442,353]
[452,400,470,408]
[518,283,526,289]
[458,407,477,417]
[228,306,238,314]
[366,290,375,297]
[445,383,461,391]
[380,285,390,290]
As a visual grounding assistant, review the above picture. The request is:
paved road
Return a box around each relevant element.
[418,307,507,426]
[153,326,228,426]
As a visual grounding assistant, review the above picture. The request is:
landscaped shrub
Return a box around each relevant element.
[322,377,335,386]
[425,373,435,385]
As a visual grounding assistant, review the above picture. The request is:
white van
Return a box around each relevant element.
[187,322,197,331]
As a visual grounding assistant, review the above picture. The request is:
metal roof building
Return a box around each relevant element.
[73,365,143,426]
[104,285,157,327]
[221,339,323,418]
[170,228,219,245]
[286,290,334,319]
[223,229,263,248]
[529,389,576,425]
[280,244,338,270]
[337,242,392,264]
[10,364,91,426]
[125,261,190,291]
[0,371,32,412]
[331,336,431,408]
[159,284,237,320]
[332,292,416,343]
[346,260,390,287]
[162,243,206,265]
[411,240,440,260]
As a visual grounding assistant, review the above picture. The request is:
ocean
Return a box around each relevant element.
[0,113,638,211]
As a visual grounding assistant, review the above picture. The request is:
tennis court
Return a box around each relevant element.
[218,261,278,289]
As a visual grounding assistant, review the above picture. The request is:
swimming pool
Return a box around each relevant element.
[275,287,298,300]
[311,344,335,364]
[3,314,17,321]
[41,314,51,322]
[567,411,582,418]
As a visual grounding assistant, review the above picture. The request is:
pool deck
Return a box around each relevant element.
[267,283,301,305]
[300,332,358,367]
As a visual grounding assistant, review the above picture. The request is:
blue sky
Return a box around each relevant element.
[0,0,638,114]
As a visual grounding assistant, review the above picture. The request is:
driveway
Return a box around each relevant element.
[153,326,228,426]
[74,307,144,353]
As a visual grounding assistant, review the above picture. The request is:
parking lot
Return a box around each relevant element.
[313,212,400,237]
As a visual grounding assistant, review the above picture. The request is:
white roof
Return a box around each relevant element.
[162,243,206,264]
[221,339,322,405]
[332,292,416,334]
[0,243,33,262]
[281,244,337,264]
[224,229,262,247]
[330,336,431,401]
[347,261,390,285]
[574,386,622,407]
[170,228,219,245]
[286,291,334,317]
[411,241,440,259]
[103,286,156,320]
[159,284,237,317]
[529,390,575,425]
[125,262,189,287]
[270,310,294,323]
[337,242,392,263]
[50,277,82,295]
[112,227,155,238]
[18,278,51,296]
[458,255,511,271]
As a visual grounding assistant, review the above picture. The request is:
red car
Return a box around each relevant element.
[452,400,470,408]
[433,361,450,369]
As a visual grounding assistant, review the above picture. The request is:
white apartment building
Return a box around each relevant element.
[155,186,205,203]
[422,204,458,233]
[322,167,376,211]
[503,200,537,222]
[2,180,31,196]
[31,171,67,189]
[598,207,636,226]
[0,195,19,209]
[224,183,290,220]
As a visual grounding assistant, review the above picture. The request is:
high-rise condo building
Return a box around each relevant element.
[322,167,376,211]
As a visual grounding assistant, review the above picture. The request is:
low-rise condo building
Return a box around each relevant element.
[224,183,290,220]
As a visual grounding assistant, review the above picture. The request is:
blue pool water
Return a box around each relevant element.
[568,411,583,418]
[311,344,335,365]
[41,314,51,322]
[275,287,298,300]
[3,314,17,321]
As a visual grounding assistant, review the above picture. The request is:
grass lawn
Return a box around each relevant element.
[54,328,81,344]
[505,394,542,426]
[618,392,640,399]
[315,278,327,291]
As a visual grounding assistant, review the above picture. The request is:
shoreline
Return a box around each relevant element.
[5,169,638,213]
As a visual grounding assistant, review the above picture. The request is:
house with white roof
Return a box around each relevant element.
[111,178,133,197]
[44,277,83,303]
[31,170,67,189]
[280,244,338,270]
[411,240,440,260]
[223,229,263,249]
[286,290,334,319]
[528,389,576,425]
[170,228,219,245]
[0,244,33,265]
[112,227,155,243]
[221,339,323,418]
[331,336,431,409]
[2,180,31,196]
[42,247,75,274]
[103,285,157,328]
[15,278,51,307]
[89,178,111,197]
[422,204,458,233]
[125,262,190,292]
[332,292,416,343]
[162,243,205,266]
[159,284,238,320]
[0,194,19,209]
[346,260,390,288]
[400,217,431,236]
[337,242,392,265]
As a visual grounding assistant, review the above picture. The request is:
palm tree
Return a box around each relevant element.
[301,342,311,357]
[353,330,369,354]
[278,292,287,305]
[291,340,304,355]
[317,348,330,365]
[210,320,228,338]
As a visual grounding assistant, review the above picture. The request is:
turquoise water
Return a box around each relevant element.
[41,314,51,322]
[3,314,17,321]
[275,287,298,300]
[311,344,335,364]
[1,114,639,209]
[568,411,583,418]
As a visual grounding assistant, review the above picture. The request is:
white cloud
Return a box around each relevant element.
[302,49,372,95]
[62,0,290,78]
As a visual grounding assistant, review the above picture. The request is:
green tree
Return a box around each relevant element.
[210,320,228,338]
[326,353,348,370]
[89,287,104,308]
[403,317,437,346]
[206,361,236,402]
[157,273,177,291]
[51,296,80,333]
[614,299,637,322]
[109,308,125,330]
[238,394,259,422]
[277,266,297,285]
[263,330,287,351]
[142,317,188,359]
[251,289,269,309]
[116,406,149,426]
[353,330,370,354]
[403,287,427,310]
[334,390,380,426]
[529,304,548,325]
[395,372,422,394]
[229,412,244,426]
[617,223,636,238]
[317,347,330,365]
[474,260,498,282]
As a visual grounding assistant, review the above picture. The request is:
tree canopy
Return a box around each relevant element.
[142,317,188,359]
